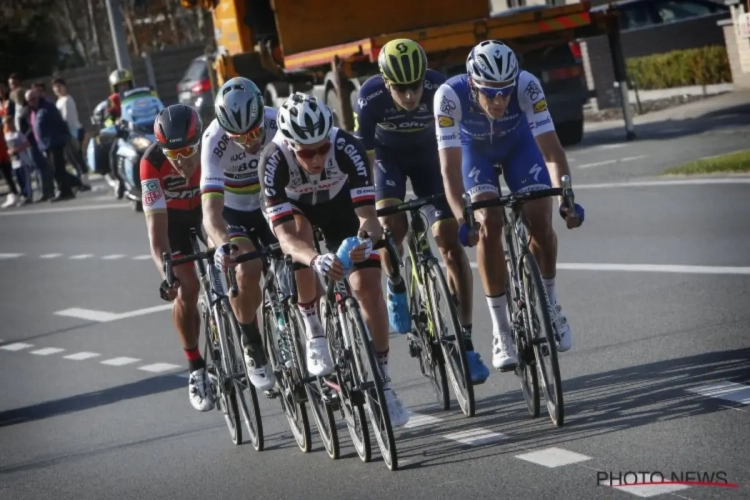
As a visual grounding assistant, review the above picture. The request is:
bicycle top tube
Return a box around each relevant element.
[376,193,446,217]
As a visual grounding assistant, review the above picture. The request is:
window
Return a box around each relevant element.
[183,59,207,82]
[620,5,655,30]
[655,0,715,24]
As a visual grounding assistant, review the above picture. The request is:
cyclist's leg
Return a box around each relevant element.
[461,144,517,370]
[223,207,276,389]
[274,203,335,377]
[373,146,410,334]
[168,215,213,411]
[504,132,572,352]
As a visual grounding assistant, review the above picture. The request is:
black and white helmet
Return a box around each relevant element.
[277,92,333,145]
[466,40,519,84]
[214,77,264,134]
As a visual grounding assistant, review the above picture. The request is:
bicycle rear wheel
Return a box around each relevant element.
[203,302,241,445]
[426,260,475,417]
[224,300,264,450]
[321,295,371,463]
[522,254,564,427]
[345,297,398,471]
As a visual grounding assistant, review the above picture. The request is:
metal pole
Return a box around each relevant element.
[606,10,636,140]
[105,0,132,71]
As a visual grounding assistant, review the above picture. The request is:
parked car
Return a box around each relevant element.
[177,55,214,124]
[591,0,729,31]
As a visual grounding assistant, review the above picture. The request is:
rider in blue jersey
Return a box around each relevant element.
[354,39,486,383]
[434,40,584,372]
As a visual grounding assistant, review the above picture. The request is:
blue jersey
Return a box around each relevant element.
[433,71,555,156]
[353,69,446,151]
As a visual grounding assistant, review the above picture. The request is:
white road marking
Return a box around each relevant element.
[54,304,173,323]
[30,347,65,356]
[0,203,126,217]
[609,481,689,497]
[40,253,62,259]
[64,352,101,360]
[578,155,647,169]
[132,254,152,260]
[594,143,627,150]
[449,262,750,275]
[574,177,750,190]
[69,254,94,260]
[102,254,126,260]
[516,447,592,468]
[0,253,23,259]
[0,342,33,351]
[101,357,140,366]
[403,412,443,429]
[688,381,750,405]
[138,362,182,373]
[443,428,507,446]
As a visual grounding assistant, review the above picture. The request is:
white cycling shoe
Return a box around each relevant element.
[492,332,518,370]
[188,368,214,412]
[383,388,410,427]
[242,350,276,391]
[306,337,334,377]
[553,303,573,352]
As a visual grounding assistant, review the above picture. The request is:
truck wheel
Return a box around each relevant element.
[556,119,584,146]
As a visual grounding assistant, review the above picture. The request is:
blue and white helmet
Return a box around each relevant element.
[466,40,519,84]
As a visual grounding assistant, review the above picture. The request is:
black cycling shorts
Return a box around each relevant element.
[168,207,204,262]
[223,207,278,249]
[288,189,381,271]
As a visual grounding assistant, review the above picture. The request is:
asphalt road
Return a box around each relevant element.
[1,169,749,499]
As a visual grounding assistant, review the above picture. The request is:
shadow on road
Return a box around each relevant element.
[394,347,750,470]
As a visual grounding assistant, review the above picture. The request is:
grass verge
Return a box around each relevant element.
[663,149,750,175]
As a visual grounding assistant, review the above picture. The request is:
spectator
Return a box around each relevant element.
[27,88,81,202]
[52,77,91,190]
[0,82,15,119]
[11,88,54,201]
[0,82,20,207]
[8,74,22,93]
[4,116,33,203]
[32,82,48,100]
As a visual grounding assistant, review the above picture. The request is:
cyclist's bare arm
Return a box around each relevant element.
[199,143,231,246]
[434,83,467,224]
[141,165,170,278]
[145,212,170,279]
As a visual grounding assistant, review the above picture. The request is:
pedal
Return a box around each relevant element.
[264,389,279,399]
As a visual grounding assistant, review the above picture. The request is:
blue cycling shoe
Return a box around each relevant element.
[466,351,490,384]
[387,281,411,334]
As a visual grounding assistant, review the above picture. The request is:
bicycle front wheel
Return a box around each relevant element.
[426,260,475,417]
[521,254,564,427]
[345,297,398,471]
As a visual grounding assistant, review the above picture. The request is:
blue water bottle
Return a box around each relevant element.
[336,236,361,273]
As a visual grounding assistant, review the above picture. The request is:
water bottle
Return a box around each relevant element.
[336,236,362,273]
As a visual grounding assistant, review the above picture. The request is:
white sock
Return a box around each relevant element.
[486,295,511,336]
[298,301,324,341]
[377,350,390,388]
[542,277,558,306]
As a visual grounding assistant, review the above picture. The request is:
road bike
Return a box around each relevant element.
[377,195,475,417]
[462,174,575,427]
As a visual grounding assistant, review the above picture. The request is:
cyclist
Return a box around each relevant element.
[353,39,485,382]
[259,92,410,427]
[200,77,279,391]
[434,40,584,371]
[140,103,213,412]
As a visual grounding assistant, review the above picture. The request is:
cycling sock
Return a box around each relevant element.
[298,300,324,340]
[462,324,474,352]
[542,276,558,306]
[388,277,406,294]
[240,320,266,365]
[486,294,511,336]
[185,346,205,372]
[377,349,390,387]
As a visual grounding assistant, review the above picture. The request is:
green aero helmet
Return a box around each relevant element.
[378,38,428,85]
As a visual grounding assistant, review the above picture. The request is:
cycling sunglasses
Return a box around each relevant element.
[228,124,265,145]
[474,80,516,99]
[292,140,332,159]
[389,80,423,93]
[162,144,199,160]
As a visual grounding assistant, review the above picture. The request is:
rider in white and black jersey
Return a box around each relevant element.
[200,77,278,392]
[260,92,410,427]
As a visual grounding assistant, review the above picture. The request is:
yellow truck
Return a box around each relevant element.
[180,0,614,145]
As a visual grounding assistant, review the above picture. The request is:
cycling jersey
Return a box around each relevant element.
[140,143,202,256]
[259,127,375,228]
[434,71,555,197]
[353,69,445,151]
[200,107,278,212]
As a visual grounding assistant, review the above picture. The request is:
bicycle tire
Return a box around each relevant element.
[261,287,312,453]
[521,253,564,427]
[202,304,241,445]
[425,259,476,417]
[224,300,264,451]
[321,294,371,463]
[345,297,398,471]
[404,255,450,411]
[504,241,539,419]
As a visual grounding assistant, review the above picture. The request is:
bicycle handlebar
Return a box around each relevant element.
[376,193,446,217]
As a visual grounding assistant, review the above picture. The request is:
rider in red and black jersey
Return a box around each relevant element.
[139,103,213,412]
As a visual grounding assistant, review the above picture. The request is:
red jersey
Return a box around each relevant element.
[139,143,202,215]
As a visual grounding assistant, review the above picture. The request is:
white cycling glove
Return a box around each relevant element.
[311,253,337,276]
[214,243,236,270]
[357,237,373,261]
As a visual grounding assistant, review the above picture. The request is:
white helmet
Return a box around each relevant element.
[466,40,519,84]
[277,92,334,145]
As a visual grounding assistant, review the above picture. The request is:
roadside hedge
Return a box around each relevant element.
[626,45,732,90]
